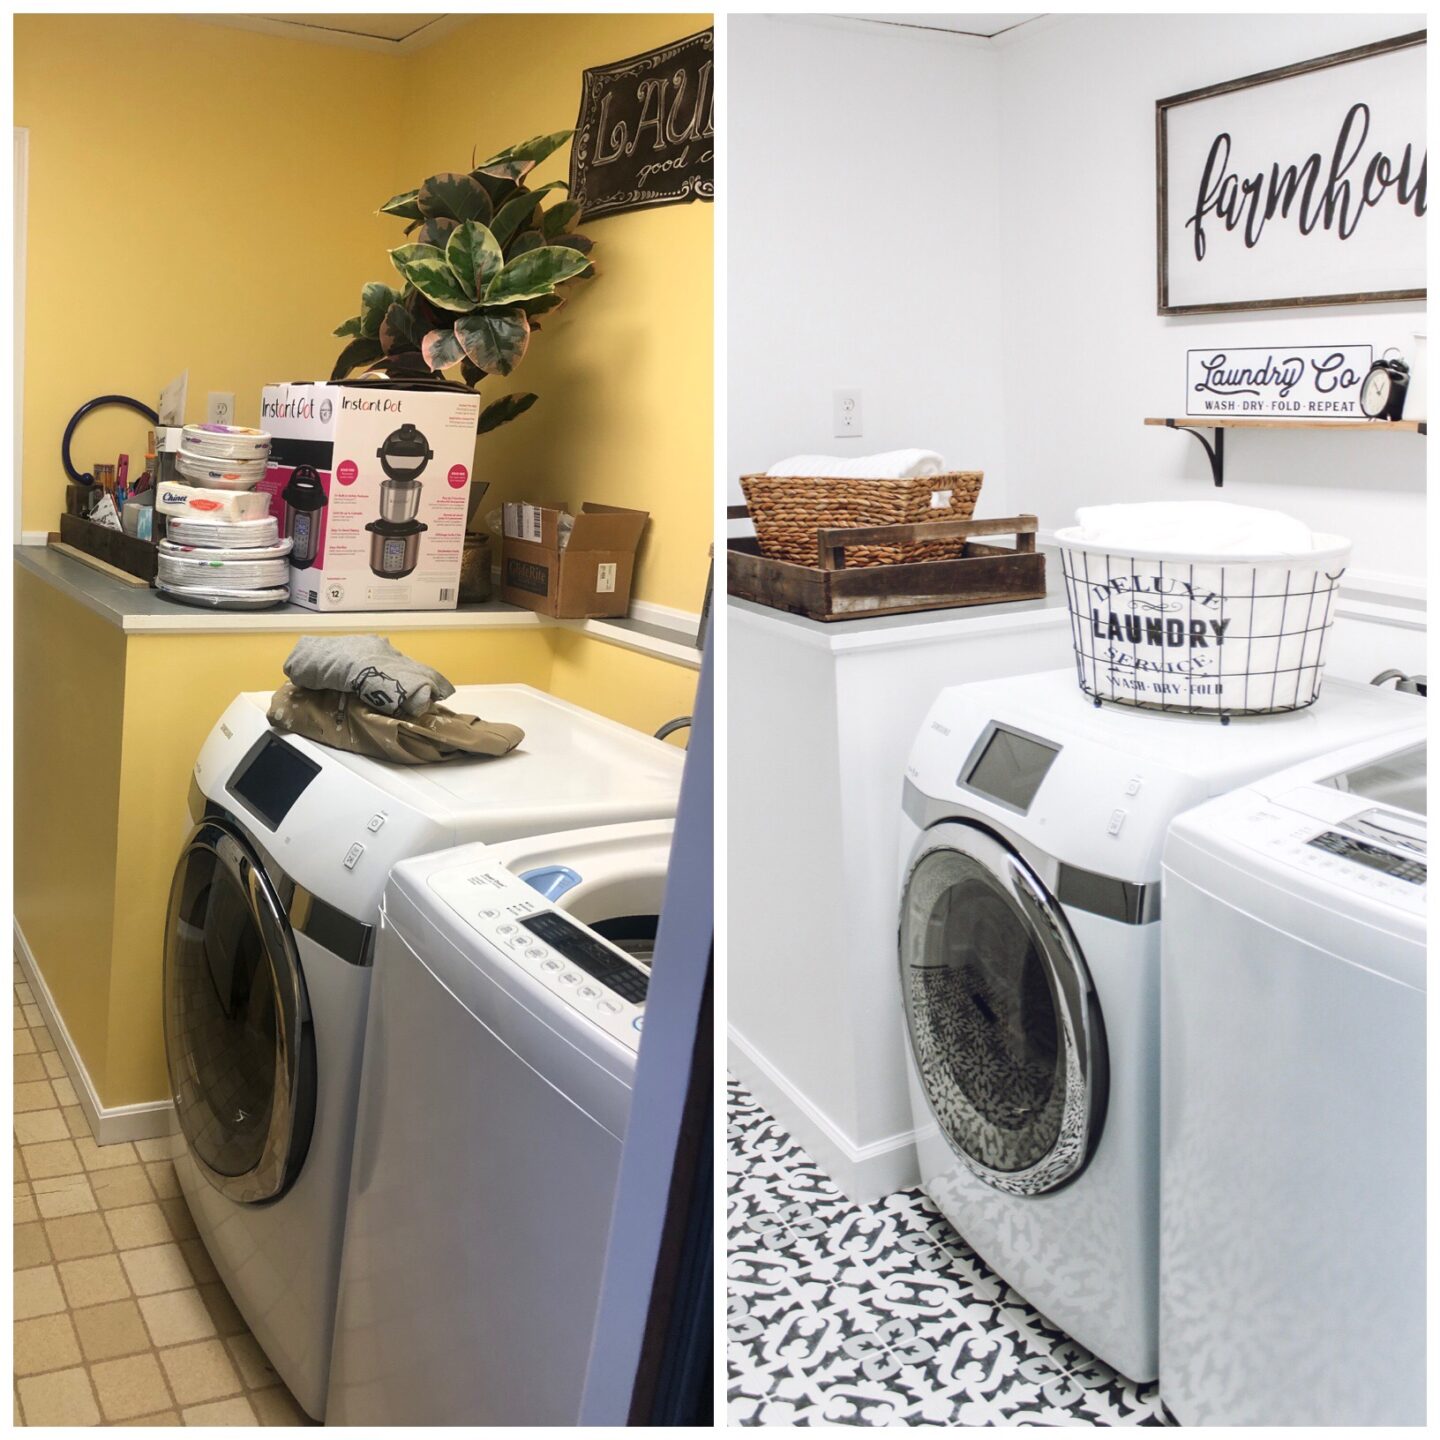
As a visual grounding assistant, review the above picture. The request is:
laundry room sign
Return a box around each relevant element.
[570,27,715,220]
[1157,31,1426,314]
[1185,344,1373,419]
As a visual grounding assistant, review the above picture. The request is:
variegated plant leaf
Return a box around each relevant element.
[445,221,504,300]
[507,230,544,259]
[389,244,472,313]
[380,188,424,220]
[491,181,567,249]
[333,315,363,338]
[456,308,531,376]
[541,200,583,238]
[474,130,573,182]
[371,350,432,378]
[415,217,459,249]
[418,172,493,224]
[460,357,487,389]
[380,302,425,355]
[421,326,467,372]
[477,392,539,434]
[483,245,592,305]
[332,335,383,381]
[360,282,400,338]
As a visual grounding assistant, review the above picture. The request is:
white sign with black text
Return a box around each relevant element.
[1186,344,1374,420]
[1158,33,1426,314]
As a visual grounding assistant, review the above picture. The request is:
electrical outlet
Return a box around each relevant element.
[833,388,862,438]
[207,391,236,425]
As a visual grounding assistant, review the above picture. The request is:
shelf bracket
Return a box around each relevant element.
[1165,419,1224,487]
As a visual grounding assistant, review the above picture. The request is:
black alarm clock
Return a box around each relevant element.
[1359,351,1410,420]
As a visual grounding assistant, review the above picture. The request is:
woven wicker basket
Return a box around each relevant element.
[739,471,984,567]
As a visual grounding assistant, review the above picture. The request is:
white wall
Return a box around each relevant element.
[998,13,1427,595]
[728,16,1011,516]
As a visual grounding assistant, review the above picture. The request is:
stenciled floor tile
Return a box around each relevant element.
[726,1079,1168,1428]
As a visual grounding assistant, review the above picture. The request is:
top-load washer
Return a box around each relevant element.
[1160,727,1426,1425]
[895,669,1423,1382]
[325,820,673,1426]
[163,686,683,1419]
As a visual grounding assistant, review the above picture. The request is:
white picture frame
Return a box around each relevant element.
[1157,32,1426,315]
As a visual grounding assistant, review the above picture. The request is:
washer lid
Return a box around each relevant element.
[236,685,683,840]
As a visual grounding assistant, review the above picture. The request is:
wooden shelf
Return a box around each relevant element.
[1145,417,1426,432]
[1145,414,1426,486]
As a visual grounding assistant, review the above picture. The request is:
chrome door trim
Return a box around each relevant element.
[899,820,1108,1196]
[902,779,1160,924]
[164,818,308,1205]
[195,798,373,966]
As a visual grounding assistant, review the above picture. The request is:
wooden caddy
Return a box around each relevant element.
[727,511,1046,622]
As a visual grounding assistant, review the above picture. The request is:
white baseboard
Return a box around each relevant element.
[14,920,175,1146]
[728,1026,918,1203]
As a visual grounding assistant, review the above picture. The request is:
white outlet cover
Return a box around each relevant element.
[832,387,863,438]
[207,391,236,424]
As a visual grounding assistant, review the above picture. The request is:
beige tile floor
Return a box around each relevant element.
[13,962,317,1426]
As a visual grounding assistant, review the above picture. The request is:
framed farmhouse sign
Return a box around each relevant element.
[570,27,715,222]
[1157,31,1426,314]
[1186,344,1374,419]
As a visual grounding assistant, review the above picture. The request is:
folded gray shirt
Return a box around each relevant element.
[283,635,456,717]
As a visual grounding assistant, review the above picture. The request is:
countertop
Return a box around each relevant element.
[16,544,702,668]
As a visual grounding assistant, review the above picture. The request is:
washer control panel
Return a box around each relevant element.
[1229,800,1427,913]
[428,857,646,1051]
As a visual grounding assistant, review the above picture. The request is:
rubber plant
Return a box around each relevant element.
[331,130,595,434]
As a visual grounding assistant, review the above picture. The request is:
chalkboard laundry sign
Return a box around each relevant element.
[570,28,714,221]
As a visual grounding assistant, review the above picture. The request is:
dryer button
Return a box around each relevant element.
[366,813,386,833]
[577,985,599,1000]
[343,843,365,870]
[598,1000,622,1015]
[542,959,563,972]
[1124,776,1143,796]
[1107,809,1126,837]
[558,971,580,986]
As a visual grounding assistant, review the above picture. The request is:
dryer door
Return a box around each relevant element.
[164,818,315,1204]
[899,821,1106,1195]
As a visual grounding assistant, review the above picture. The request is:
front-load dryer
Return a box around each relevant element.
[324,821,673,1425]
[896,669,1423,1382]
[163,688,682,1419]
[1160,727,1426,1425]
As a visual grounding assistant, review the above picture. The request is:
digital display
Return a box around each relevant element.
[1308,831,1426,885]
[229,735,321,831]
[521,911,649,1004]
[963,726,1061,813]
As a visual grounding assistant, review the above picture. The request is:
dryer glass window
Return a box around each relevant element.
[165,840,284,1179]
[901,846,1069,1177]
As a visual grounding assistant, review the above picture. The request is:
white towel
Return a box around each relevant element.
[1072,501,1315,556]
[766,448,945,480]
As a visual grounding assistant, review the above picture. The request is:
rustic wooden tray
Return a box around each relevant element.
[727,511,1045,622]
[58,512,158,582]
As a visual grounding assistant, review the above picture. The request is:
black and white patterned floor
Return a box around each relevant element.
[727,1079,1169,1426]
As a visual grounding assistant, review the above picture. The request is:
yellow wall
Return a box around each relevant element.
[13,568,128,1087]
[14,15,406,533]
[13,573,696,1105]
[400,13,715,614]
[16,13,714,613]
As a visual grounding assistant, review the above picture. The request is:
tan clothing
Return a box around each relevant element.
[267,684,525,765]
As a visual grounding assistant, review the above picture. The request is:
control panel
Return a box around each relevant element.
[1227,798,1427,913]
[428,856,647,1051]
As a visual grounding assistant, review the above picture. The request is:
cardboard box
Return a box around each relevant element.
[501,502,649,618]
[257,380,480,611]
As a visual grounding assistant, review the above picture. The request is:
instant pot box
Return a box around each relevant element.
[258,380,479,611]
[501,502,649,618]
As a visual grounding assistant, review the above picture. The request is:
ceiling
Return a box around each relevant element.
[847,14,1045,39]
[200,13,459,53]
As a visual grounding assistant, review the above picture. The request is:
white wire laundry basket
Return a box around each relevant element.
[1055,529,1352,719]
